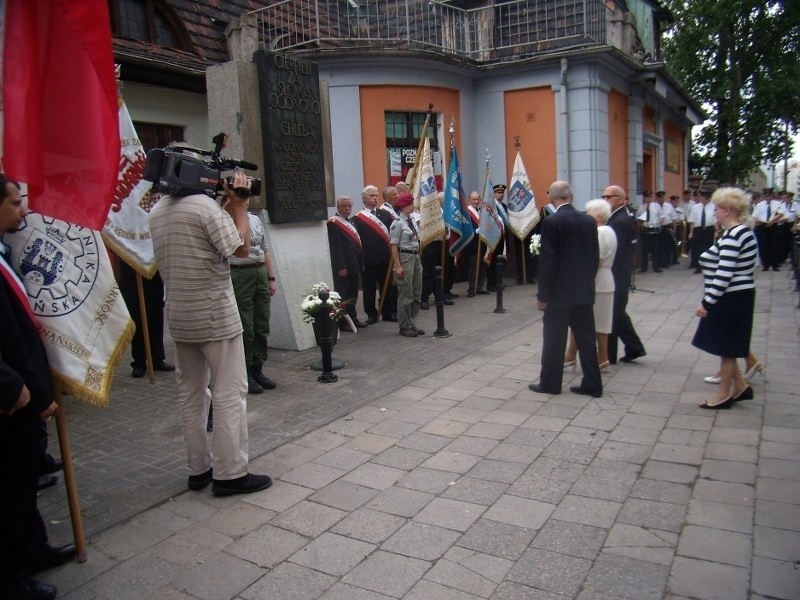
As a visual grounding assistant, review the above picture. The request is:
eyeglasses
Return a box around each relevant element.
[600,194,622,200]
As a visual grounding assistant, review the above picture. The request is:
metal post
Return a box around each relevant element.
[433,266,451,338]
[493,256,507,313]
[316,289,338,383]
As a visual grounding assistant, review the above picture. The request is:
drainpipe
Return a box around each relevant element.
[560,58,570,181]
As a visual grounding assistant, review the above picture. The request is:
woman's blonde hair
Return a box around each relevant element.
[585,199,611,224]
[711,187,754,228]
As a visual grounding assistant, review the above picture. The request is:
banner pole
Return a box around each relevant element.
[135,272,155,384]
[377,262,393,318]
[521,237,527,284]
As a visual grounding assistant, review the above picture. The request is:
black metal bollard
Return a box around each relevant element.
[493,256,507,314]
[316,290,338,383]
[433,266,451,338]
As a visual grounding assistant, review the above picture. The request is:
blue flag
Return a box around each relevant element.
[478,172,503,252]
[442,147,474,256]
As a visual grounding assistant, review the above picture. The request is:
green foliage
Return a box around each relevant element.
[661,0,800,183]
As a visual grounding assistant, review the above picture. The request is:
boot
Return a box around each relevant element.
[247,372,263,394]
[251,363,276,390]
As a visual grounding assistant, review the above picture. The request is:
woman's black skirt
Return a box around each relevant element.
[692,289,755,358]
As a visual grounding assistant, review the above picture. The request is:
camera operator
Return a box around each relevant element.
[149,169,273,497]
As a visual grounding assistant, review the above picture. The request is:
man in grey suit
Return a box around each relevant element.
[529,181,602,397]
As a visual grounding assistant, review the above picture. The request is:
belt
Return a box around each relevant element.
[230,263,264,269]
[399,248,419,255]
[645,226,661,233]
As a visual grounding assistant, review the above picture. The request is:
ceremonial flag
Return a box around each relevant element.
[2,0,119,231]
[4,213,135,406]
[102,101,158,277]
[442,147,474,256]
[415,138,446,248]
[477,171,503,252]
[506,151,540,239]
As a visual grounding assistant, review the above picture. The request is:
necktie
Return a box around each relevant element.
[767,202,771,220]
[700,205,706,227]
[371,209,377,216]
[407,218,417,239]
[646,205,650,223]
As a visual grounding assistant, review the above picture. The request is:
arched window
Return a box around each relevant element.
[109,0,195,53]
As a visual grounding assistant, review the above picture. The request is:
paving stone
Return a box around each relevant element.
[381,521,461,561]
[508,471,574,504]
[582,552,669,600]
[296,430,349,451]
[668,556,749,600]
[365,486,435,517]
[758,457,800,480]
[658,428,709,448]
[641,460,699,484]
[597,440,652,464]
[372,446,431,470]
[394,407,441,425]
[757,476,800,504]
[269,500,347,537]
[704,441,758,463]
[692,480,754,506]
[330,508,407,544]
[89,519,176,562]
[412,397,458,412]
[341,550,430,597]
[666,414,714,431]
[421,450,483,474]
[441,476,508,505]
[201,501,276,539]
[419,419,471,438]
[755,499,800,531]
[350,405,398,424]
[280,462,347,490]
[700,459,757,484]
[309,480,380,511]
[520,414,571,431]
[492,582,569,600]
[172,550,264,600]
[367,418,420,438]
[463,422,516,440]
[444,436,501,457]
[78,553,184,600]
[505,427,559,447]
[344,463,406,490]
[569,473,635,503]
[628,478,692,504]
[261,443,326,475]
[288,532,376,576]
[707,427,761,448]
[241,562,335,600]
[226,524,310,568]
[404,580,483,600]
[628,401,673,418]
[348,433,400,454]
[481,409,530,426]
[486,442,543,464]
[754,525,800,562]
[604,523,677,566]
[423,557,496,598]
[619,413,668,430]
[483,494,555,530]
[534,403,583,419]
[414,497,485,531]
[686,498,753,533]
[618,498,686,533]
[541,440,600,465]
[608,425,661,446]
[457,518,537,560]
[465,458,527,484]
[676,525,752,567]
[551,495,622,528]
[506,548,591,596]
[441,406,491,424]
[313,446,373,471]
[651,443,705,465]
[444,546,514,583]
[752,556,800,600]
[396,431,452,453]
[531,518,608,560]
[152,525,234,567]
[319,582,394,600]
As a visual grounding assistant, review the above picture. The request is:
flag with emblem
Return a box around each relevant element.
[414,137,446,248]
[4,214,135,406]
[442,146,474,256]
[101,100,158,277]
[477,170,503,252]
[507,150,540,239]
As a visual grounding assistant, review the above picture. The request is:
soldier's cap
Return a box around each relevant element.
[642,190,653,197]
[493,184,507,194]
[697,189,711,197]
[670,195,679,200]
[763,187,774,194]
[683,189,692,194]
[395,193,414,209]
[656,190,666,197]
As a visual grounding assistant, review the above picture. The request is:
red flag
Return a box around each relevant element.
[2,0,119,230]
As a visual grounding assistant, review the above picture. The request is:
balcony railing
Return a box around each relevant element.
[251,0,608,64]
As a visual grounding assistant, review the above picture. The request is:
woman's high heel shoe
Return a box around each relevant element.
[700,396,735,410]
[704,375,721,384]
[563,359,577,370]
[743,361,764,381]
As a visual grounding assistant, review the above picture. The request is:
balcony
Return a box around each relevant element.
[251,0,610,65]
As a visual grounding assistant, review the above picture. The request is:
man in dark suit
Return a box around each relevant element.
[327,196,367,329]
[0,175,75,600]
[530,181,602,397]
[604,185,646,364]
[352,185,392,324]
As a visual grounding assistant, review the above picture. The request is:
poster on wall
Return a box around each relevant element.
[666,139,681,173]
[388,148,443,189]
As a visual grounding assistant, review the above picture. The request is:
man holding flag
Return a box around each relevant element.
[477,169,504,289]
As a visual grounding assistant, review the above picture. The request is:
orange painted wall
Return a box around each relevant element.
[359,86,460,188]
[608,89,629,189]
[503,87,557,208]
[663,120,685,195]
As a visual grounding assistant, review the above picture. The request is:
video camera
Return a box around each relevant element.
[143,133,261,199]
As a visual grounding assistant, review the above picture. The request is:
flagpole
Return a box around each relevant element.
[377,261,392,319]
[136,273,156,384]
[410,104,433,209]
[475,149,492,293]
[442,117,455,277]
[54,386,88,562]
[514,137,527,285]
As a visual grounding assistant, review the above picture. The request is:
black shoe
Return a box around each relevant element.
[412,327,425,336]
[354,320,369,328]
[153,361,175,372]
[528,383,560,395]
[399,327,418,337]
[41,455,63,475]
[476,289,490,295]
[188,468,213,491]
[467,291,476,298]
[3,578,58,600]
[445,291,458,299]
[653,269,663,273]
[420,300,429,310]
[131,365,146,378]
[30,544,76,574]
[487,286,497,292]
[212,473,273,496]
[699,396,734,409]
[570,385,602,398]
[732,386,754,403]
[694,268,702,274]
[382,314,398,322]
[443,298,455,305]
[365,317,378,325]
[252,370,277,390]
[619,350,646,363]
[247,374,263,395]
[36,475,58,491]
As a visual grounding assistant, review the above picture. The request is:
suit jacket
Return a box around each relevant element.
[352,211,391,267]
[0,260,53,414]
[327,217,362,274]
[607,206,636,291]
[536,203,598,307]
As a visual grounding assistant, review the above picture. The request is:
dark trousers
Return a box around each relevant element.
[514,234,537,283]
[640,231,661,271]
[540,304,602,394]
[608,287,645,363]
[362,262,389,320]
[333,270,360,324]
[117,262,166,367]
[422,241,448,300]
[659,228,677,266]
[0,411,48,592]
[691,227,715,268]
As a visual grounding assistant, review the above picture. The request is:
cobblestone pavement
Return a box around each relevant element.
[37,266,800,599]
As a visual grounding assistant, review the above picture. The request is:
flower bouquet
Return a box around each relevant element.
[528,233,541,256]
[301,283,355,340]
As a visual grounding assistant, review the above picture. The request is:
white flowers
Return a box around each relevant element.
[301,282,347,323]
[529,233,541,256]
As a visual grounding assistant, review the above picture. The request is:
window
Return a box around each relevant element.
[109,0,194,52]
[132,122,185,152]
[385,111,442,188]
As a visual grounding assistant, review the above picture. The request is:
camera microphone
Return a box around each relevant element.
[228,158,259,171]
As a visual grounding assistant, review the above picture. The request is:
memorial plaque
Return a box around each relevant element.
[255,50,327,223]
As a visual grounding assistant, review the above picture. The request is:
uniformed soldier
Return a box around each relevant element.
[636,190,662,272]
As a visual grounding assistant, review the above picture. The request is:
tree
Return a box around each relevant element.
[661,0,800,184]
